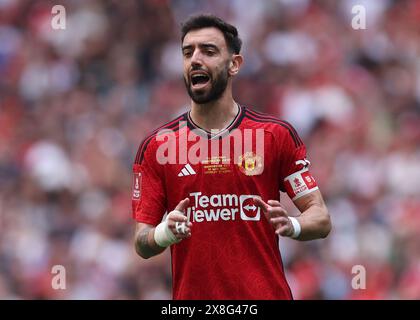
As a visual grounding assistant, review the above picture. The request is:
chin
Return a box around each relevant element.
[190,90,210,103]
[192,97,210,104]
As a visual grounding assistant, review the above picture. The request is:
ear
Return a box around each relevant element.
[228,54,243,77]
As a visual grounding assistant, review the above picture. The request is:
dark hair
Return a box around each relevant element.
[181,14,242,54]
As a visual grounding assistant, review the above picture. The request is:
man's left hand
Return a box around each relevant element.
[253,198,295,237]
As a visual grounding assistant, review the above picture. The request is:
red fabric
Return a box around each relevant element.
[132,106,319,299]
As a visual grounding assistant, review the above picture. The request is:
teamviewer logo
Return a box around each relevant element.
[239,195,261,221]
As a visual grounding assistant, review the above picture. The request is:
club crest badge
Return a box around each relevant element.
[237,152,264,176]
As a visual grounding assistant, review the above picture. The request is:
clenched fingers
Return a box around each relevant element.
[270,217,293,237]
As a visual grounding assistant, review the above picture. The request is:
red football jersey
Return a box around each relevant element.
[132,105,318,300]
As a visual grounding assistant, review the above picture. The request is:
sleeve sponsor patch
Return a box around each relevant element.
[284,168,318,200]
[132,172,142,200]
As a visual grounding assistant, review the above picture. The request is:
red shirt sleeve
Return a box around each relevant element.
[277,124,318,200]
[132,139,167,225]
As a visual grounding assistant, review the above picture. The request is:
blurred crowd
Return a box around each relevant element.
[0,0,419,299]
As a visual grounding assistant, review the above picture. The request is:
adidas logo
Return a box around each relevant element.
[178,164,196,177]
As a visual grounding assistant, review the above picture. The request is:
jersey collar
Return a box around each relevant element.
[186,104,245,140]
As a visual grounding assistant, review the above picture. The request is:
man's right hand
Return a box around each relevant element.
[166,198,192,240]
[136,198,192,258]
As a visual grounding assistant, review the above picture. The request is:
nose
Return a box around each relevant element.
[190,49,204,67]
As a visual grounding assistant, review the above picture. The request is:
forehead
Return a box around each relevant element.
[183,27,226,48]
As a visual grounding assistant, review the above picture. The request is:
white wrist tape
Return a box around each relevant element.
[153,211,183,248]
[288,217,301,239]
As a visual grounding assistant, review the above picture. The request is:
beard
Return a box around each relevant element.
[184,63,229,104]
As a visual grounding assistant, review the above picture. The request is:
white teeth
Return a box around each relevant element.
[192,74,207,78]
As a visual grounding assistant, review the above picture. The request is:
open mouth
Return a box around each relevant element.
[190,73,210,88]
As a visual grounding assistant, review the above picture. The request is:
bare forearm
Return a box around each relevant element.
[294,204,331,241]
[134,226,166,259]
[290,189,332,241]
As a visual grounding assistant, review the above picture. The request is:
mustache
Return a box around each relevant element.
[189,65,210,73]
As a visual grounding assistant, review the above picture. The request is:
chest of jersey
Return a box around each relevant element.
[162,134,280,225]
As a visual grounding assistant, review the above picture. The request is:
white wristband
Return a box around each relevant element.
[154,218,178,248]
[288,217,301,239]
[153,211,184,247]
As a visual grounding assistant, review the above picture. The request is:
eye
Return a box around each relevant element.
[183,50,192,58]
[206,50,215,56]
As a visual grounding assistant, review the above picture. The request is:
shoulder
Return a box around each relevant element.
[242,106,303,147]
[134,112,187,164]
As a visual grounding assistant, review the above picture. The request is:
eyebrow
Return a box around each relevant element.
[182,43,220,52]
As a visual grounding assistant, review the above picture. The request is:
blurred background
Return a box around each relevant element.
[0,0,419,299]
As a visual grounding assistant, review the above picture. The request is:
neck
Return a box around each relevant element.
[190,88,238,132]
